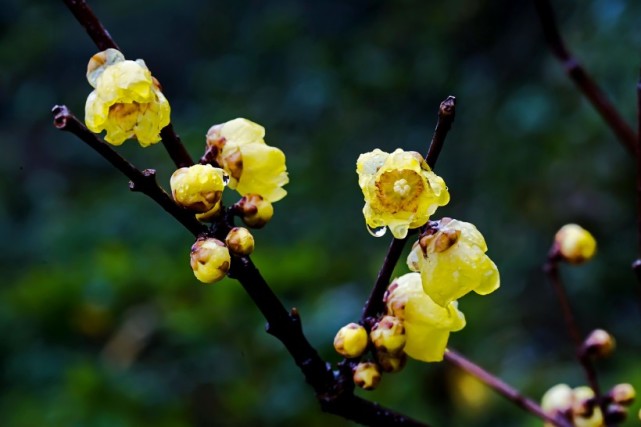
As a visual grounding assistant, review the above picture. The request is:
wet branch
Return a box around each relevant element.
[52,106,430,427]
[360,96,456,325]
[444,349,573,427]
[532,0,636,154]
[61,0,194,169]
[544,252,607,425]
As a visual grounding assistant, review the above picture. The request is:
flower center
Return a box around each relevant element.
[393,179,411,197]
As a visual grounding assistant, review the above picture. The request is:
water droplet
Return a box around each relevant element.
[367,225,387,237]
[222,172,230,185]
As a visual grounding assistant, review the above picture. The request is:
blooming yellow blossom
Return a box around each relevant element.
[356,148,449,239]
[385,272,466,362]
[170,164,226,213]
[407,218,499,307]
[554,224,597,264]
[84,49,170,147]
[206,118,288,202]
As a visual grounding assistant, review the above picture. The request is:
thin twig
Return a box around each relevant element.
[544,252,608,425]
[52,105,430,427]
[52,105,205,236]
[443,349,573,427]
[360,96,457,324]
[633,70,641,314]
[61,0,195,169]
[532,0,636,154]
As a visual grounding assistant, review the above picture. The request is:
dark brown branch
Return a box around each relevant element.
[532,0,636,154]
[61,0,118,50]
[633,69,641,322]
[360,96,457,324]
[443,349,573,427]
[52,105,205,236]
[52,105,429,427]
[544,252,608,425]
[61,0,195,169]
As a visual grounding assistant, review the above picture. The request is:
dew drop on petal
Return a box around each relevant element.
[367,225,387,237]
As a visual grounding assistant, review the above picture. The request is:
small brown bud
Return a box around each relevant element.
[376,351,407,373]
[608,383,635,406]
[370,315,406,355]
[353,362,381,390]
[225,227,255,256]
[234,194,274,228]
[582,329,615,358]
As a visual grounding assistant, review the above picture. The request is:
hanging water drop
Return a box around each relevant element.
[222,171,230,185]
[367,225,387,237]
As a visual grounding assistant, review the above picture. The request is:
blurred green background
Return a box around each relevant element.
[2,0,641,425]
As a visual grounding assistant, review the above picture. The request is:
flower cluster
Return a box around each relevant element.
[84,49,170,146]
[165,118,288,284]
[341,148,500,385]
[541,382,636,427]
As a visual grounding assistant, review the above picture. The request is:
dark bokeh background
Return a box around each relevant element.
[2,0,640,425]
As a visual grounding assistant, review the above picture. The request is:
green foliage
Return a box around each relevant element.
[2,0,641,425]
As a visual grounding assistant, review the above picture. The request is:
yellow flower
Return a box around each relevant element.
[356,148,449,239]
[554,224,597,264]
[206,118,288,202]
[407,218,499,307]
[385,272,466,362]
[170,164,226,213]
[84,49,170,147]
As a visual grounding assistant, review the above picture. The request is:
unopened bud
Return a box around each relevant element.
[554,224,596,264]
[370,315,406,354]
[353,362,381,390]
[608,383,635,406]
[333,323,368,358]
[234,194,274,228]
[195,200,223,223]
[541,384,573,417]
[376,350,406,373]
[582,329,615,358]
[572,386,598,419]
[170,164,226,213]
[603,403,627,424]
[190,238,231,284]
[225,227,255,256]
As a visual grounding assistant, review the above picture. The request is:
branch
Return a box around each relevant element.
[52,105,205,236]
[532,0,636,154]
[61,0,195,169]
[52,105,430,427]
[443,349,573,427]
[544,252,608,425]
[633,70,641,312]
[360,96,457,324]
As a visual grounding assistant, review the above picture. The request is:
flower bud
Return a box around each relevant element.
[234,194,274,228]
[225,227,255,256]
[608,383,635,406]
[376,350,406,373]
[195,200,223,223]
[554,224,597,264]
[170,164,226,213]
[603,403,627,424]
[572,386,600,422]
[370,315,406,355]
[353,362,381,390]
[582,329,615,359]
[190,238,231,284]
[333,323,368,358]
[541,384,574,418]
